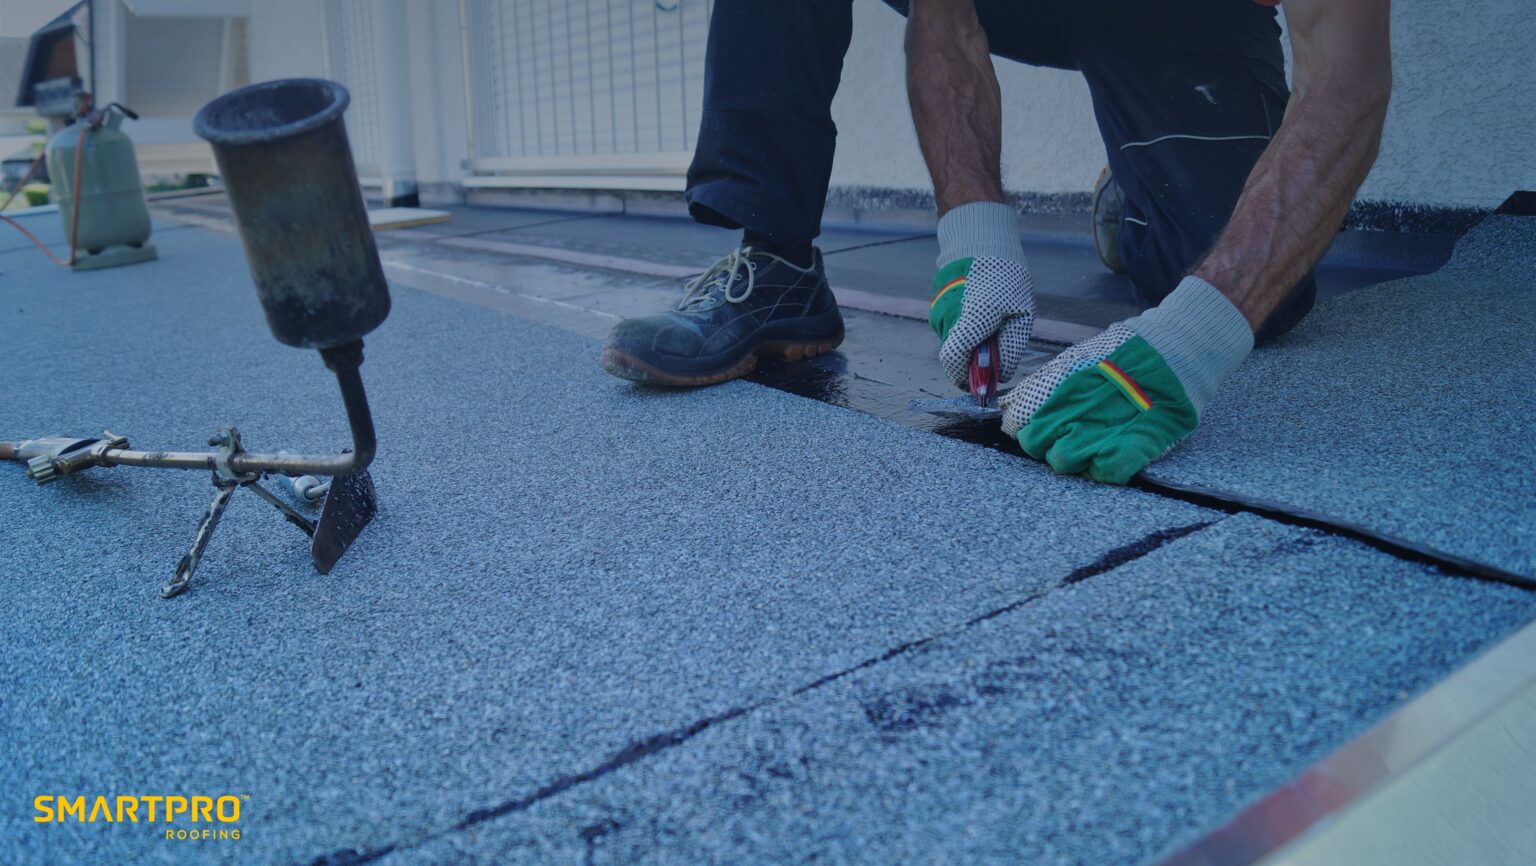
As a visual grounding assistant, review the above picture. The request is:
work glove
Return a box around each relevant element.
[1001,276,1253,484]
[928,203,1036,390]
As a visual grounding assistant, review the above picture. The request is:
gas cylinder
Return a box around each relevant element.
[45,103,158,270]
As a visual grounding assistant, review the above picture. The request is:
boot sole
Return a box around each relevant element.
[601,334,845,387]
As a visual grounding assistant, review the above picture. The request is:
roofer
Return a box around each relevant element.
[600,0,1391,484]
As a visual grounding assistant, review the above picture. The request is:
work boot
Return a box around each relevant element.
[601,247,845,386]
[1091,166,1127,274]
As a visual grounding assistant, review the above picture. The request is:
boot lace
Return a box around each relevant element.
[678,247,757,310]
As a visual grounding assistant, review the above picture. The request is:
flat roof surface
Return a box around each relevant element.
[1150,215,1536,577]
[0,204,1530,865]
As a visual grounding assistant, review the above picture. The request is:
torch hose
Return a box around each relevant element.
[0,124,88,268]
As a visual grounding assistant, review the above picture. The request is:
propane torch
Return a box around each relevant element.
[1,79,388,599]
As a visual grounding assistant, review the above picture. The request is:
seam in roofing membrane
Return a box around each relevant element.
[1134,473,1536,592]
[148,203,1532,594]
[748,356,1536,594]
[292,519,1220,866]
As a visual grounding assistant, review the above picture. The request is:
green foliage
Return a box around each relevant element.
[22,183,50,206]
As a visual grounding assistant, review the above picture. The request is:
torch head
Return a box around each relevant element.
[194,79,390,350]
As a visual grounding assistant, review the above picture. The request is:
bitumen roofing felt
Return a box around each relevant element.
[1149,215,1536,578]
[0,209,1530,866]
[378,515,1536,866]
[132,195,1445,330]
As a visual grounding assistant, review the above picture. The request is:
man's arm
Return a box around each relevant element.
[907,0,1040,392]
[906,0,1005,215]
[1000,0,1394,484]
[1194,0,1393,332]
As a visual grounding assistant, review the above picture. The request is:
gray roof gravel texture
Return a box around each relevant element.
[0,215,1532,865]
[1151,215,1536,577]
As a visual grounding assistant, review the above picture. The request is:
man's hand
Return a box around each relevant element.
[930,255,1036,389]
[1001,277,1251,484]
[905,1,1035,388]
[1005,0,1391,484]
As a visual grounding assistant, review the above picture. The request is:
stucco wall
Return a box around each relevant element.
[829,1,1104,199]
[828,0,1534,211]
[1360,1,1534,207]
[241,0,1532,212]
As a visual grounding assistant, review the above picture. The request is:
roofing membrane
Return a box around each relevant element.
[1150,215,1536,578]
[1,210,1530,865]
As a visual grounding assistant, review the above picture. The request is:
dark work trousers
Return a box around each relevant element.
[684,0,1316,341]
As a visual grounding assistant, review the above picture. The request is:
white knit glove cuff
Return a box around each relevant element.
[937,201,1025,267]
[1125,276,1253,413]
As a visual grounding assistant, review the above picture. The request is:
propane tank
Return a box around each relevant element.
[45,103,158,270]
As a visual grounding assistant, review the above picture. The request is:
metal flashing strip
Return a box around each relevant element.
[1148,614,1536,866]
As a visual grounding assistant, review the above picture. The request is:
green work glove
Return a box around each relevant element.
[928,202,1035,390]
[1000,276,1253,484]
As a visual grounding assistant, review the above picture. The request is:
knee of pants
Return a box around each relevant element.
[1116,212,1193,309]
[1119,212,1317,345]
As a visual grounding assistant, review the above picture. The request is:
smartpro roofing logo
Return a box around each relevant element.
[34,794,247,841]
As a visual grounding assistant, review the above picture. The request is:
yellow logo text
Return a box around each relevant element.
[34,794,242,825]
